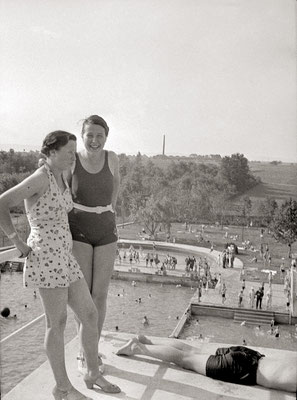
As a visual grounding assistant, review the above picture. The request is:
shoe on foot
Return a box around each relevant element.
[83,373,121,394]
[98,355,105,374]
[77,356,87,375]
[77,354,104,374]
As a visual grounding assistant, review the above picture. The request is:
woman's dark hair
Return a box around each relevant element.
[41,131,77,156]
[1,307,10,318]
[82,115,109,137]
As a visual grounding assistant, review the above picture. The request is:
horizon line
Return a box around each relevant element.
[0,144,296,164]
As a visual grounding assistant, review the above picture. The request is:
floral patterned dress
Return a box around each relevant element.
[24,163,84,288]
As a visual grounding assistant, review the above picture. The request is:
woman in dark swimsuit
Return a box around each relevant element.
[68,115,120,376]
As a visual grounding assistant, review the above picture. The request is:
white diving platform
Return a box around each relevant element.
[3,331,295,400]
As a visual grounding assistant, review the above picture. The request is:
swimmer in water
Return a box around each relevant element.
[142,316,149,325]
[274,326,280,338]
[0,307,17,318]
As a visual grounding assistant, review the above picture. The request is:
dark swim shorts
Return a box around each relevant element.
[69,209,118,247]
[206,346,265,385]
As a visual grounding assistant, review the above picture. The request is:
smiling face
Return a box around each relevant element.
[82,123,107,153]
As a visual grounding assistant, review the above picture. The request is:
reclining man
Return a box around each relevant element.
[116,335,296,393]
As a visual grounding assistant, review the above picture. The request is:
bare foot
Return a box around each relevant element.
[137,334,153,345]
[116,338,140,356]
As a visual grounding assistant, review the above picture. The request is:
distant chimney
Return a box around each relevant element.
[162,134,165,155]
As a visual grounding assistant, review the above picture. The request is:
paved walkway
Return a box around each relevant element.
[116,240,289,314]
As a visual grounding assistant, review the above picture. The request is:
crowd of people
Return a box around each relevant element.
[116,244,179,275]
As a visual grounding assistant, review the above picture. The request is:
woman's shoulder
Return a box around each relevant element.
[23,167,49,188]
[8,167,49,201]
[107,150,118,161]
[106,150,119,176]
[29,167,50,192]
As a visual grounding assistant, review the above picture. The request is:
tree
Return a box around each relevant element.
[241,196,252,223]
[121,152,147,214]
[210,191,231,226]
[257,197,278,226]
[219,153,257,194]
[271,199,297,258]
[136,193,177,239]
[239,196,252,241]
[136,197,162,239]
[0,150,39,174]
[156,194,176,236]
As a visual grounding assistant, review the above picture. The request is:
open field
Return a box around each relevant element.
[248,162,297,201]
[249,162,297,186]
[144,157,297,201]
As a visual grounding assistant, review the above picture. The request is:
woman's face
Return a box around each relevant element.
[82,123,107,153]
[51,139,76,170]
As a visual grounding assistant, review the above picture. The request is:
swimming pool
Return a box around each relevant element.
[0,273,193,395]
[1,239,294,396]
[180,315,297,351]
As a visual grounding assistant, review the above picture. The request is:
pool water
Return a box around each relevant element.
[180,315,297,351]
[0,273,193,395]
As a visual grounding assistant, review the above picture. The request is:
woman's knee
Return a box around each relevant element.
[92,291,108,308]
[80,304,98,328]
[45,310,67,332]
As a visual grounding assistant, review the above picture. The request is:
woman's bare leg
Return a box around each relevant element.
[68,278,119,390]
[39,287,71,391]
[117,338,208,375]
[68,279,99,373]
[72,240,94,358]
[92,242,117,340]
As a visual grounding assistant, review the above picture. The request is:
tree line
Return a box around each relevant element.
[118,152,257,230]
[0,149,296,248]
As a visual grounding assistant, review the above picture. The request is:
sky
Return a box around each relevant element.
[0,0,296,162]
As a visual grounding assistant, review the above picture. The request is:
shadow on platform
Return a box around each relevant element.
[3,331,295,400]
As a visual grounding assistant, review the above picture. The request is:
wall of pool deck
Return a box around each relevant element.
[170,299,296,340]
[115,239,297,333]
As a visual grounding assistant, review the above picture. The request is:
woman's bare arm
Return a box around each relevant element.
[0,169,48,254]
[109,152,120,211]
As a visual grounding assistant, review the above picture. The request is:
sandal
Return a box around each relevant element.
[83,373,121,394]
[77,355,105,375]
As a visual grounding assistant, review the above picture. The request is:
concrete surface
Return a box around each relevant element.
[4,331,295,400]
